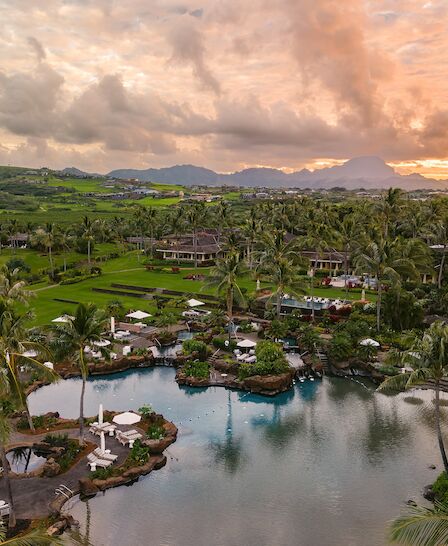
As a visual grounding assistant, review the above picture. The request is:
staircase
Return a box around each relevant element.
[315,347,329,374]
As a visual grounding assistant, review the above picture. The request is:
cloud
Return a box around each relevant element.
[27,36,46,61]
[0,0,447,173]
[167,17,221,94]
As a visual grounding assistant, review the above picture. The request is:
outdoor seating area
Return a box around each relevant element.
[85,407,145,470]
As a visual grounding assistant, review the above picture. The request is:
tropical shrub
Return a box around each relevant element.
[328,333,353,362]
[239,340,289,379]
[147,424,165,440]
[212,337,237,352]
[433,472,448,503]
[138,404,154,418]
[182,339,208,360]
[183,360,210,379]
[128,440,150,466]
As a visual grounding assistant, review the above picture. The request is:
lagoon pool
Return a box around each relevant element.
[28,368,442,546]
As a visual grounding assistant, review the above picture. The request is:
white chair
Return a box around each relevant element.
[123,345,132,356]
[0,501,10,517]
[245,355,257,364]
[93,448,118,462]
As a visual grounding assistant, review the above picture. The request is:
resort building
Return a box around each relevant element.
[155,230,224,264]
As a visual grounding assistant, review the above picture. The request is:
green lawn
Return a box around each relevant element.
[26,251,376,326]
[47,176,110,193]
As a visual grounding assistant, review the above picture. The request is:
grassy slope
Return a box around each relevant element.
[27,251,374,326]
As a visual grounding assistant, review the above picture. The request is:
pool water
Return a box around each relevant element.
[7,447,47,474]
[28,368,443,546]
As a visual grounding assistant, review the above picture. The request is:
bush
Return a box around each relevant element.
[91,467,114,480]
[328,333,353,362]
[147,424,165,440]
[433,472,448,503]
[182,339,208,360]
[6,258,30,273]
[212,337,236,352]
[128,440,150,466]
[239,340,289,379]
[183,360,210,379]
[138,404,154,418]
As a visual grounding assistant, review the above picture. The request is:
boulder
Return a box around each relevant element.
[41,458,60,477]
[423,485,436,501]
[79,477,99,497]
[242,371,294,396]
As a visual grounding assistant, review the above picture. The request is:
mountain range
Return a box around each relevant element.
[70,157,448,190]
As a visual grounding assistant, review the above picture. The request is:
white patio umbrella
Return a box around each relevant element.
[100,430,106,453]
[359,338,380,348]
[112,411,142,425]
[52,315,74,323]
[126,310,151,320]
[186,298,205,307]
[237,339,257,349]
[98,403,104,425]
[43,361,54,370]
[94,340,111,348]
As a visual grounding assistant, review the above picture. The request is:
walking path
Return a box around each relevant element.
[0,428,131,519]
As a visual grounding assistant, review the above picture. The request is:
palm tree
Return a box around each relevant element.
[0,301,56,432]
[337,213,363,295]
[214,201,230,244]
[56,227,73,273]
[0,266,33,306]
[51,303,107,444]
[426,216,448,288]
[379,321,448,473]
[0,398,16,528]
[242,212,261,270]
[377,187,404,238]
[169,208,185,265]
[389,501,448,546]
[79,217,96,265]
[32,223,56,277]
[354,237,429,332]
[263,256,307,319]
[6,220,20,256]
[205,253,247,339]
[0,520,62,544]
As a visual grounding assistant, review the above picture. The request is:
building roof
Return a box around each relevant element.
[157,243,222,254]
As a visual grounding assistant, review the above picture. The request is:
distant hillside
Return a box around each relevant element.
[107,156,448,190]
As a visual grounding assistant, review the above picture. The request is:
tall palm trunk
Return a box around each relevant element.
[87,240,91,265]
[0,444,16,528]
[438,249,446,289]
[376,279,382,333]
[276,290,282,319]
[227,288,233,341]
[25,406,35,432]
[48,245,54,277]
[150,225,154,259]
[79,350,87,446]
[344,244,349,296]
[435,380,448,473]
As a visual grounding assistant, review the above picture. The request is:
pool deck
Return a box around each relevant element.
[0,428,132,520]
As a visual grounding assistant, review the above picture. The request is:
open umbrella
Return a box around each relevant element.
[237,339,257,348]
[52,315,74,323]
[186,298,205,307]
[112,411,142,425]
[94,340,111,348]
[126,310,151,320]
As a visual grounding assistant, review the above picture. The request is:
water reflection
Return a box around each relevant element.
[29,370,442,546]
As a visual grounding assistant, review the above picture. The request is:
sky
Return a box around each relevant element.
[0,0,447,178]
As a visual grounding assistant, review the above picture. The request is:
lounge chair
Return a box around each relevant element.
[87,453,112,470]
[245,355,257,364]
[116,430,142,446]
[93,448,118,462]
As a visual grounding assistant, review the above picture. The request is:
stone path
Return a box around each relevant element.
[0,428,133,519]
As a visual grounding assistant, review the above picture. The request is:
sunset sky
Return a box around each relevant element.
[0,0,447,178]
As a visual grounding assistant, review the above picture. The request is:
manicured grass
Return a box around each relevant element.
[47,177,110,193]
[26,250,376,326]
[123,197,181,207]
